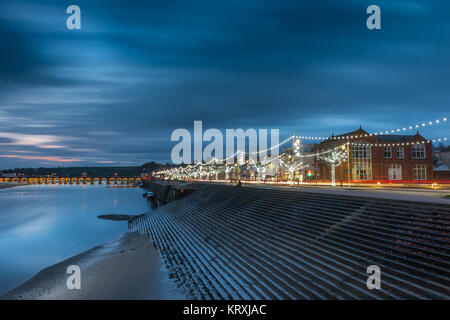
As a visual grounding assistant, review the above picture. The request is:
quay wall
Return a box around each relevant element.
[144,181,198,207]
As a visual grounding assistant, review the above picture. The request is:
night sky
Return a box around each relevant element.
[0,0,449,169]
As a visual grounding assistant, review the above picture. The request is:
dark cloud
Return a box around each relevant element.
[0,0,449,168]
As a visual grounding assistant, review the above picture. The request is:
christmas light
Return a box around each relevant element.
[318,147,348,187]
[155,131,449,180]
[293,116,448,141]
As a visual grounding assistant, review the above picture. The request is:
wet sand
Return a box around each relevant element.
[1,232,184,300]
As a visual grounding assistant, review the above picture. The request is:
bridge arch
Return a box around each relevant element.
[0,176,140,186]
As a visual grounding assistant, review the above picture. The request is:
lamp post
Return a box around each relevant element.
[347,142,351,188]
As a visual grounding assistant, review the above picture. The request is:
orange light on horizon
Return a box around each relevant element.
[0,154,83,162]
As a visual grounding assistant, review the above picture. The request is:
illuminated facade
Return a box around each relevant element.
[314,127,433,182]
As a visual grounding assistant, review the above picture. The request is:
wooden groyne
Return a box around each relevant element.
[129,184,450,299]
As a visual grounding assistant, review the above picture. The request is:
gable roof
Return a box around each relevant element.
[375,135,415,143]
[315,127,429,148]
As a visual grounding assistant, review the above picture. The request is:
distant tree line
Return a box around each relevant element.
[1,161,163,177]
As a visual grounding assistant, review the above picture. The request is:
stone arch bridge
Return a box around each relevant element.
[0,177,142,185]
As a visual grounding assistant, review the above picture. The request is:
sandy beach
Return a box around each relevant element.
[1,232,184,300]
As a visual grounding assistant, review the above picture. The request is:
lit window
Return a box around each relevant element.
[352,161,372,180]
[351,141,371,159]
[412,144,426,159]
[396,147,404,158]
[413,164,427,180]
[384,147,392,158]
[388,164,402,180]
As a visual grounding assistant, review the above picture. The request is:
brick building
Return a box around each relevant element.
[314,127,433,182]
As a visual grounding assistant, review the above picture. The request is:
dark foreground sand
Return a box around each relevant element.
[2,232,185,300]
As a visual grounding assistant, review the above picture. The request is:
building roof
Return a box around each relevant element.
[332,131,355,138]
[374,135,416,143]
[434,163,450,171]
[322,128,424,143]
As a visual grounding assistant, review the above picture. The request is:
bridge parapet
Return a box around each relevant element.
[0,177,142,185]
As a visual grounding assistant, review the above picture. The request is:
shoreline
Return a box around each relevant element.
[1,231,184,300]
[0,183,21,190]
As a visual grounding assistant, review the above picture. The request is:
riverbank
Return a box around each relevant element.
[1,232,184,300]
[0,184,151,295]
[0,182,20,189]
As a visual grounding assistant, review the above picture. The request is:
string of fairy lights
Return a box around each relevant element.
[154,116,449,179]
[298,116,448,141]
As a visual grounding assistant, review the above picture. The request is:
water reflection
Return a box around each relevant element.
[0,184,149,295]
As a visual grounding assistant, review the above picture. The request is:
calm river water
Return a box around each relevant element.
[0,184,150,295]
